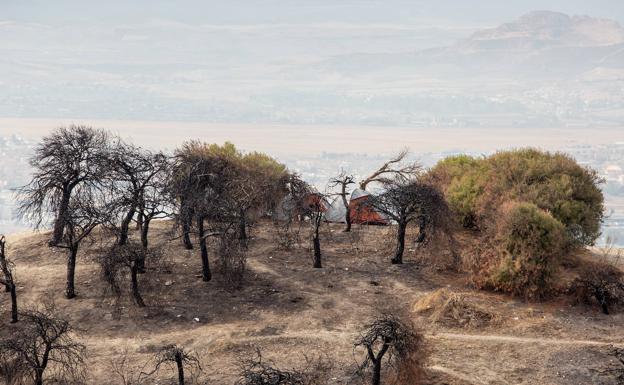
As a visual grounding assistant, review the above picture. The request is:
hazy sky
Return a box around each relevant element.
[4,0,624,25]
[2,1,623,126]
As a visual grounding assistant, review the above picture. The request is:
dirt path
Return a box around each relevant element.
[431,332,624,347]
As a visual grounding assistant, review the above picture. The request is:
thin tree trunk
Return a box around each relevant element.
[35,369,44,385]
[136,210,144,231]
[392,221,406,264]
[137,218,150,273]
[131,262,145,307]
[372,359,382,385]
[9,283,17,323]
[176,353,185,385]
[313,223,322,268]
[118,207,135,246]
[342,191,351,232]
[66,246,78,299]
[197,216,211,281]
[50,189,71,246]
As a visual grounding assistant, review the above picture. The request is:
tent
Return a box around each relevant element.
[348,188,388,225]
[324,196,347,223]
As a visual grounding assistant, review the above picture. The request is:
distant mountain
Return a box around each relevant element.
[321,11,624,79]
[459,10,624,51]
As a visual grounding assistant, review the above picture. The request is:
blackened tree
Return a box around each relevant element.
[144,345,201,385]
[99,242,157,307]
[109,141,169,247]
[359,149,420,191]
[369,181,448,264]
[0,306,86,385]
[329,170,355,232]
[0,235,18,323]
[354,314,425,385]
[17,125,111,246]
[55,188,111,298]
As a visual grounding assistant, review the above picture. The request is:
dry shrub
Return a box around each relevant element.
[216,232,248,289]
[571,260,624,314]
[273,221,302,251]
[236,349,332,385]
[412,288,497,329]
[0,354,27,385]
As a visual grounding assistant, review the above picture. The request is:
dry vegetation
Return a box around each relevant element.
[2,221,624,385]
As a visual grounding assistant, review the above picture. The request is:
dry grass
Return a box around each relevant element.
[412,288,498,329]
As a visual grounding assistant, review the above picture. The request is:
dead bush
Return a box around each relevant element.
[215,232,248,289]
[412,288,497,329]
[571,261,624,315]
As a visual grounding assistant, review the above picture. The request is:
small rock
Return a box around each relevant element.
[193,317,200,322]
[164,280,173,286]
[103,313,113,321]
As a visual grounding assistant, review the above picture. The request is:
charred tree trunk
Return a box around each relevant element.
[175,351,185,385]
[130,261,145,307]
[9,283,17,323]
[66,245,78,299]
[197,216,211,281]
[50,188,71,246]
[137,218,150,273]
[313,223,322,268]
[341,191,352,232]
[392,221,407,264]
[135,207,144,231]
[367,342,389,385]
[182,206,194,250]
[34,369,44,385]
[118,207,135,246]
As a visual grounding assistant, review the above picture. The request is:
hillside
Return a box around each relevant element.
[2,221,624,385]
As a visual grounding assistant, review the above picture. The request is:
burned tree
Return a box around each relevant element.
[359,149,420,191]
[354,314,425,385]
[0,236,18,323]
[17,125,111,246]
[0,306,86,385]
[55,188,110,299]
[109,141,169,247]
[329,171,355,232]
[369,181,448,264]
[170,142,241,282]
[144,345,201,385]
[98,242,158,307]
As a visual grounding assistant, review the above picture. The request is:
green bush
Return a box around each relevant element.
[429,149,604,247]
[488,202,566,299]
[429,155,488,228]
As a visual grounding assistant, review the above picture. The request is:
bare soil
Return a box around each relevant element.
[1,221,624,385]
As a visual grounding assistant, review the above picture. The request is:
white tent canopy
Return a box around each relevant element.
[325,196,347,223]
